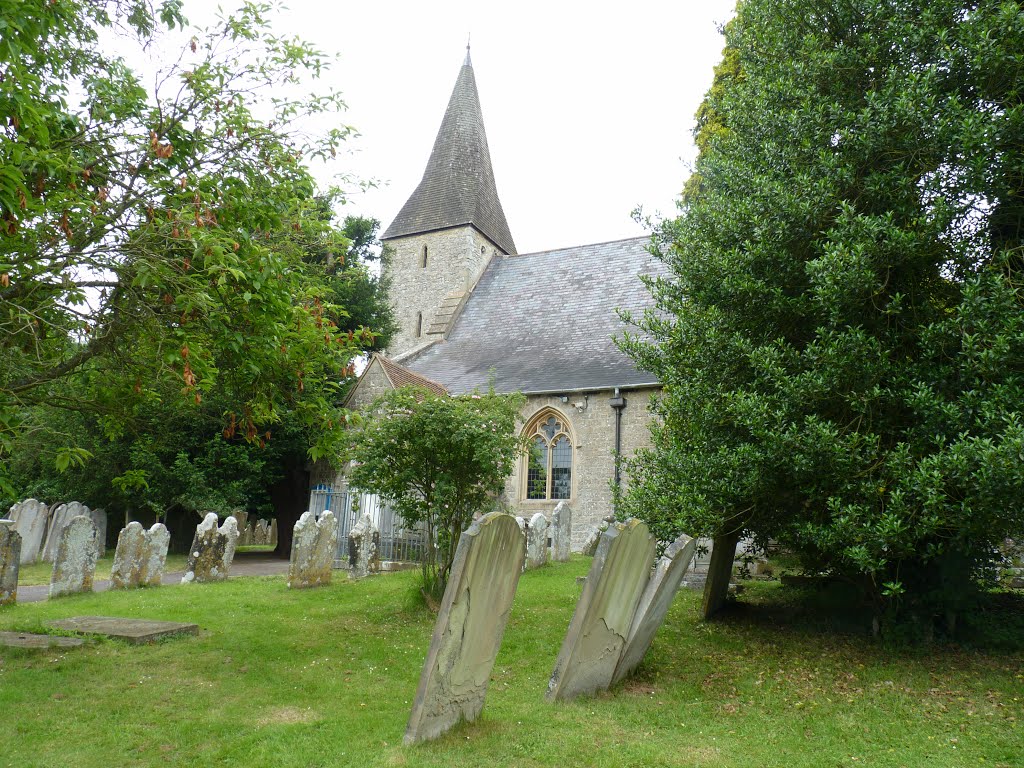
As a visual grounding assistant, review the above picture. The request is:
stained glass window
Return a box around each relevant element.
[523,412,572,500]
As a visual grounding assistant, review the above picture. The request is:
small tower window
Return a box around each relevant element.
[421,244,428,269]
[416,312,423,338]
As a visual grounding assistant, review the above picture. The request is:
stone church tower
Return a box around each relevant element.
[382,50,516,358]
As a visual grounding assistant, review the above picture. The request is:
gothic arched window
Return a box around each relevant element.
[524,412,572,500]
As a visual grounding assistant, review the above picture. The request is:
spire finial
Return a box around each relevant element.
[464,34,472,66]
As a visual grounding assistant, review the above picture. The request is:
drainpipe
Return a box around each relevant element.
[609,387,627,511]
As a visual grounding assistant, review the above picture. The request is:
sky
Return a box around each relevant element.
[170,1,737,255]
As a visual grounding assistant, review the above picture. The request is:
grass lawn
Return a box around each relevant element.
[17,554,191,586]
[0,558,1021,768]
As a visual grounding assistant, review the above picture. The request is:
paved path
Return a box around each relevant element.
[16,553,290,604]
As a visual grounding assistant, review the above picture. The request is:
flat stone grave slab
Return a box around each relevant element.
[46,616,198,644]
[0,630,86,649]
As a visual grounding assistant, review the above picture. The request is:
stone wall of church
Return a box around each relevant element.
[384,227,504,358]
[346,359,393,409]
[502,387,658,551]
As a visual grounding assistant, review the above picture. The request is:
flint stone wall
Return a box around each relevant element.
[546,518,656,702]
[0,520,21,605]
[181,514,239,583]
[405,512,526,745]
[49,516,100,598]
[288,511,338,589]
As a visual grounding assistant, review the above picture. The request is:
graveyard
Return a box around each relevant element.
[0,549,1021,767]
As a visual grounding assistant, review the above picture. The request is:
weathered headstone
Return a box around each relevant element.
[611,533,697,685]
[269,518,278,547]
[405,512,526,745]
[41,501,90,562]
[89,508,107,557]
[546,518,656,702]
[240,523,253,546]
[0,520,21,606]
[288,511,338,589]
[49,516,101,598]
[233,509,249,532]
[181,514,239,584]
[348,513,378,579]
[254,519,269,545]
[47,616,198,644]
[110,522,171,589]
[526,511,549,569]
[7,498,50,564]
[701,529,741,619]
[550,501,572,562]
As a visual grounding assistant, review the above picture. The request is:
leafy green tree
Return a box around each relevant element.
[347,387,525,602]
[0,0,365,493]
[622,0,1024,632]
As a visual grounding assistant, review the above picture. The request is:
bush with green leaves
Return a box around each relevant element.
[347,387,525,601]
[621,0,1024,633]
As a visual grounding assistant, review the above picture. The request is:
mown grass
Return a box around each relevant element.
[17,555,191,586]
[1,559,1021,768]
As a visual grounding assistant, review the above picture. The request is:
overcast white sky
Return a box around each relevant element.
[172,1,737,254]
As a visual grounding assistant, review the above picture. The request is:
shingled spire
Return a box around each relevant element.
[383,53,516,255]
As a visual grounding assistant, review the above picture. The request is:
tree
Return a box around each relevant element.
[347,387,525,602]
[621,0,1024,632]
[1,0,366,494]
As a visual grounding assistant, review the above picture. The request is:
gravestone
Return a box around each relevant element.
[348,513,378,580]
[701,529,741,619]
[41,501,90,563]
[269,518,278,548]
[89,508,107,557]
[288,511,338,589]
[254,519,269,545]
[47,616,198,644]
[580,514,615,557]
[0,520,21,606]
[233,510,249,531]
[49,516,101,598]
[525,512,549,569]
[405,512,526,745]
[7,498,50,564]
[240,524,253,546]
[111,522,171,589]
[550,501,572,562]
[611,533,698,685]
[181,514,239,584]
[546,518,656,702]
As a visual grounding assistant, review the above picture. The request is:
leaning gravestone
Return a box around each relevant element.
[49,516,101,598]
[348,513,378,580]
[110,522,171,589]
[546,518,657,702]
[0,520,21,606]
[288,511,338,589]
[550,501,572,562]
[41,501,90,563]
[7,498,50,564]
[525,512,549,569]
[701,529,741,619]
[405,512,526,745]
[611,533,698,685]
[181,514,239,584]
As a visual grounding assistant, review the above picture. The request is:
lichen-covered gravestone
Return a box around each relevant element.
[181,514,239,584]
[0,520,21,606]
[550,501,572,562]
[405,512,527,745]
[7,498,50,564]
[41,501,90,562]
[611,533,697,685]
[240,524,253,546]
[49,516,101,598]
[288,511,338,589]
[525,511,549,569]
[110,522,171,589]
[546,518,656,702]
[348,513,378,580]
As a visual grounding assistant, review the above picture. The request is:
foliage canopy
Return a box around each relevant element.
[622,0,1024,629]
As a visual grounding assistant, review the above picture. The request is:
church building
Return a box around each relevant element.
[318,51,667,550]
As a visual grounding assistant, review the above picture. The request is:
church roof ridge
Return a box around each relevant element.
[509,235,651,259]
[382,53,517,255]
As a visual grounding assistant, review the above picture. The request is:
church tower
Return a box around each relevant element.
[382,49,516,359]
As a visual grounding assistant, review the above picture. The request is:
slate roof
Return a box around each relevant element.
[382,52,517,256]
[402,237,666,395]
[375,354,448,396]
